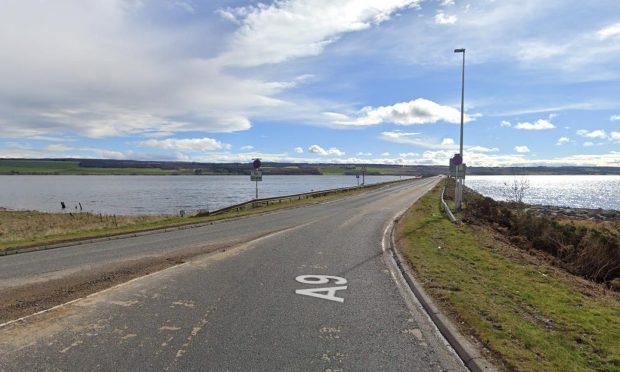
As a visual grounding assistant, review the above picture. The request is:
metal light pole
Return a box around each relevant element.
[454,48,465,211]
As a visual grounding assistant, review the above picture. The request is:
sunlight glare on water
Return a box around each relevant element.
[467,175,620,210]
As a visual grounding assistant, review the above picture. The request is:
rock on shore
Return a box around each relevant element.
[524,205,618,221]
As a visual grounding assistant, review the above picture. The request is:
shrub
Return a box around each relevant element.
[463,191,620,286]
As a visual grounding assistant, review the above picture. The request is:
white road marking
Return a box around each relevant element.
[295,286,348,303]
[295,275,347,285]
[295,275,348,303]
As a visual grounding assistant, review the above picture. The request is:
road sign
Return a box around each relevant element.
[453,153,462,165]
[252,159,262,169]
[449,158,456,176]
[361,166,366,185]
[250,169,262,182]
[455,164,466,178]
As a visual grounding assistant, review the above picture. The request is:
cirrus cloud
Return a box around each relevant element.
[597,23,620,40]
[139,138,231,152]
[215,0,422,67]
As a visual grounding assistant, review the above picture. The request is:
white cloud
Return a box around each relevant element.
[241,145,255,151]
[45,144,74,152]
[576,129,608,139]
[0,1,294,138]
[514,119,556,130]
[100,150,134,160]
[272,149,620,167]
[308,145,345,156]
[500,120,511,127]
[597,23,620,40]
[380,131,498,153]
[294,147,304,154]
[514,146,530,153]
[583,141,595,147]
[139,138,231,152]
[610,115,620,122]
[380,131,438,149]
[357,152,372,156]
[215,0,422,67]
[399,152,419,158]
[143,131,175,139]
[556,136,570,145]
[434,12,457,25]
[381,152,391,156]
[372,1,620,81]
[333,98,474,126]
[171,1,195,14]
[4,1,427,140]
[468,146,499,153]
[440,0,455,6]
[410,150,620,167]
[575,129,620,143]
[517,41,568,62]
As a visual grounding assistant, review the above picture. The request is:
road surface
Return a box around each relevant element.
[0,176,465,371]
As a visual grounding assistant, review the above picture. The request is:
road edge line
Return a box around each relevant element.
[383,178,496,372]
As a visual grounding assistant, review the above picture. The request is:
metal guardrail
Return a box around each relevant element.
[198,178,418,217]
[440,183,461,225]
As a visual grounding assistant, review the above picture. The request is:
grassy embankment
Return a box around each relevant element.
[0,181,395,252]
[396,181,620,371]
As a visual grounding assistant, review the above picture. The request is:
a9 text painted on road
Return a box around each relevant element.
[295,275,347,303]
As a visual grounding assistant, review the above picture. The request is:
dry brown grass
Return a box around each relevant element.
[0,210,176,247]
[560,218,620,236]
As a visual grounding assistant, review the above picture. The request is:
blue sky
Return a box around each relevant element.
[1,0,619,166]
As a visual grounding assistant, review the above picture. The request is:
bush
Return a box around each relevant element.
[463,191,620,285]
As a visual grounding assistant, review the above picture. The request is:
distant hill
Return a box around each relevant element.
[0,158,619,176]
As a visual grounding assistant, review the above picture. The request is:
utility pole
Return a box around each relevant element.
[454,48,466,211]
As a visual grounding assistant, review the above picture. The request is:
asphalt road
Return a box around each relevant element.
[0,176,465,371]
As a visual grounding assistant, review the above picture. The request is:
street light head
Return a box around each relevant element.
[454,48,465,53]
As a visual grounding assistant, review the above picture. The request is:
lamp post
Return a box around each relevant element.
[454,48,465,211]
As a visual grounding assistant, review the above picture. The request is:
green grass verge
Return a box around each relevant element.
[396,182,620,371]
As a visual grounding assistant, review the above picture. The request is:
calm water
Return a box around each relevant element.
[0,175,409,215]
[467,175,620,210]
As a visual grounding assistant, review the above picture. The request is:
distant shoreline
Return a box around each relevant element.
[2,158,620,176]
